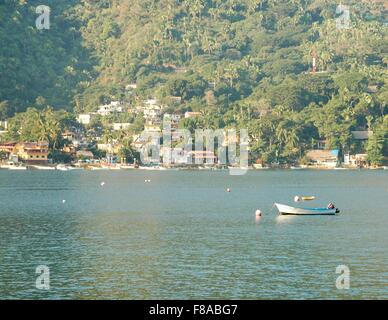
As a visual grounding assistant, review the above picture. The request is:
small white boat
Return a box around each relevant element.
[56,164,70,171]
[31,165,56,170]
[253,164,269,170]
[275,203,339,216]
[1,161,26,170]
[90,166,109,170]
[120,164,136,169]
[138,166,165,170]
[8,165,27,170]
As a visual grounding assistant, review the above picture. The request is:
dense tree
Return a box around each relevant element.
[0,0,387,164]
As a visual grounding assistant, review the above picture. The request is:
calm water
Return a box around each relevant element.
[0,170,387,299]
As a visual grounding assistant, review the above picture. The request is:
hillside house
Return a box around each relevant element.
[77,114,92,125]
[306,149,339,168]
[97,101,124,116]
[344,154,368,167]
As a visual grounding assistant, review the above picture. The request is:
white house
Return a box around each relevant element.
[77,114,91,125]
[143,106,163,119]
[97,101,124,116]
[144,98,158,106]
[344,154,367,167]
[163,113,181,125]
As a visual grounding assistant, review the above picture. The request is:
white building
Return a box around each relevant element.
[161,147,190,164]
[143,106,163,119]
[344,154,367,167]
[144,98,158,106]
[163,114,181,125]
[77,114,91,125]
[97,101,124,116]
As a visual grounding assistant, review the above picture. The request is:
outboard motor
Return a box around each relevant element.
[327,203,335,210]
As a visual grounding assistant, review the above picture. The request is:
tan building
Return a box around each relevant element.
[0,142,17,155]
[14,142,49,164]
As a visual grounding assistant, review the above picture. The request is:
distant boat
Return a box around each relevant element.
[253,164,269,170]
[90,166,109,170]
[1,161,27,170]
[31,165,56,170]
[275,203,339,216]
[301,196,316,201]
[8,165,27,170]
[120,164,136,169]
[138,166,165,170]
[57,164,70,171]
[383,166,388,170]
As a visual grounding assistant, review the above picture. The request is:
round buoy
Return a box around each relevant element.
[294,196,301,202]
[62,200,66,204]
[255,209,262,217]
[226,188,231,192]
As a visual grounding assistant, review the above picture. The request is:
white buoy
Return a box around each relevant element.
[62,200,66,204]
[294,196,301,202]
[100,182,105,186]
[255,209,262,217]
[226,188,231,192]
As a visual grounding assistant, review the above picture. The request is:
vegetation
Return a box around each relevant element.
[0,0,387,164]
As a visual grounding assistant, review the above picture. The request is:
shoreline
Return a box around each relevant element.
[0,163,387,171]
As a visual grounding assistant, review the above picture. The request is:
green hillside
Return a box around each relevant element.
[0,0,387,164]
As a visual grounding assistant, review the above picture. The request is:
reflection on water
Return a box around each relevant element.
[0,170,387,299]
[276,215,297,224]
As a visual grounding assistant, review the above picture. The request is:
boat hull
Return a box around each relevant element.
[275,203,339,216]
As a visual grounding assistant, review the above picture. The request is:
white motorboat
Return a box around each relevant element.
[31,165,56,170]
[275,203,339,216]
[57,164,70,171]
[8,165,27,170]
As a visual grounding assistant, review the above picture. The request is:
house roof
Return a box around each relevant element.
[306,150,339,162]
[351,131,373,140]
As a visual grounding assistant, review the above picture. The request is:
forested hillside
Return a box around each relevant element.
[0,0,94,117]
[0,0,387,164]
